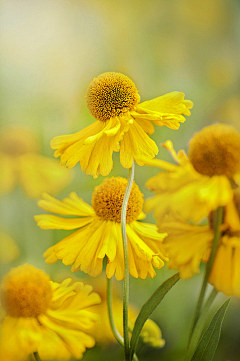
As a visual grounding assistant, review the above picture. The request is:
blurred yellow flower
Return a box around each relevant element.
[0,264,101,361]
[51,72,193,178]
[129,318,165,349]
[0,127,71,198]
[157,213,213,280]
[0,229,19,263]
[86,277,165,348]
[158,189,240,297]
[144,124,240,224]
[35,177,168,280]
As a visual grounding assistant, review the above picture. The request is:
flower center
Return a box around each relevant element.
[86,72,140,122]
[0,265,52,317]
[0,128,39,156]
[189,124,240,178]
[92,177,144,223]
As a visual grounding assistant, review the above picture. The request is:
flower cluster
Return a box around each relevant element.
[7,70,240,361]
[144,123,240,296]
[51,72,193,178]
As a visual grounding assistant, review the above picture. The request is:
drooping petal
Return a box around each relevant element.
[38,314,96,359]
[106,223,125,281]
[37,192,95,217]
[135,91,193,130]
[37,327,72,360]
[34,214,94,230]
[145,165,233,224]
[0,317,41,361]
[44,227,94,267]
[159,215,213,279]
[209,236,240,297]
[120,118,158,169]
[51,119,123,178]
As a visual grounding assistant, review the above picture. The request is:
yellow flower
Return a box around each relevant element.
[144,124,240,224]
[158,189,240,297]
[0,127,71,198]
[0,229,19,263]
[129,318,165,349]
[0,264,101,361]
[51,72,193,178]
[208,189,240,297]
[35,177,168,280]
[157,213,213,280]
[86,276,165,348]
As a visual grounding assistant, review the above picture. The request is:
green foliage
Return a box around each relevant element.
[191,298,231,361]
[130,273,180,358]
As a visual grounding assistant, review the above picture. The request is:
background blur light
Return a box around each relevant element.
[1,1,240,360]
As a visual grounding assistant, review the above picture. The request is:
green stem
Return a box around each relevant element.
[107,279,139,361]
[121,160,135,361]
[185,287,218,361]
[33,352,41,361]
[107,277,124,346]
[188,207,223,345]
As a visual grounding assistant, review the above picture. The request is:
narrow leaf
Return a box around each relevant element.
[130,273,180,357]
[191,298,230,361]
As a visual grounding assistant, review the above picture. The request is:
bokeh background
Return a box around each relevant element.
[1,0,240,360]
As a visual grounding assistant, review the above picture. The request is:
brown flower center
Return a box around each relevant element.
[189,124,240,178]
[0,265,52,317]
[92,177,144,223]
[86,72,140,122]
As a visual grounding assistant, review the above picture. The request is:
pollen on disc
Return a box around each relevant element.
[91,177,144,223]
[86,72,140,122]
[0,265,52,317]
[189,124,240,178]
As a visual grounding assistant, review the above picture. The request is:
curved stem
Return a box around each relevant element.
[33,352,41,361]
[107,277,124,346]
[107,278,139,361]
[188,207,223,345]
[121,160,135,360]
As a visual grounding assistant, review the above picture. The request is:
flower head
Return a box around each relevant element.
[0,264,101,361]
[51,72,193,178]
[189,124,240,178]
[35,177,168,280]
[86,72,140,122]
[0,127,71,198]
[144,124,240,224]
[158,188,240,297]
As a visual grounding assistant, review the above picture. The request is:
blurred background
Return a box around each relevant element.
[1,0,240,360]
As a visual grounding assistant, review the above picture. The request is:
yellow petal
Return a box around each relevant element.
[138,91,193,114]
[0,317,41,361]
[34,214,94,230]
[39,314,95,359]
[51,119,122,178]
[159,215,213,279]
[37,192,95,216]
[120,119,158,169]
[136,91,193,130]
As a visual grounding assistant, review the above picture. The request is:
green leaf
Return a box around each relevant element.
[130,273,180,358]
[191,298,231,361]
